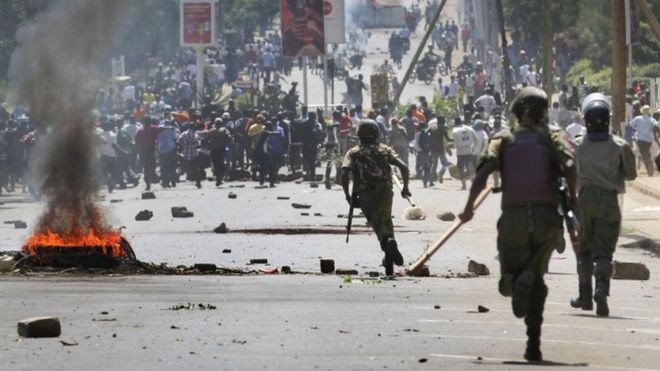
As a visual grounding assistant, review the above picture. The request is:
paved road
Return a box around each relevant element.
[1,169,659,370]
[2,1,660,370]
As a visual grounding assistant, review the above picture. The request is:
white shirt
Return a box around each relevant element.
[100,130,117,158]
[474,94,496,115]
[452,125,477,156]
[122,122,142,140]
[122,85,135,102]
[447,81,458,97]
[473,129,488,156]
[566,122,586,140]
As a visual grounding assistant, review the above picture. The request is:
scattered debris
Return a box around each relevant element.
[477,305,490,313]
[314,213,323,217]
[93,318,116,322]
[4,220,27,229]
[336,269,358,275]
[232,339,247,345]
[193,263,217,273]
[418,358,428,363]
[60,339,79,346]
[135,210,153,221]
[403,328,420,332]
[277,196,290,200]
[18,317,61,338]
[222,249,232,254]
[338,330,351,334]
[229,184,246,188]
[310,183,319,188]
[110,199,123,203]
[281,266,292,274]
[467,260,490,276]
[403,207,426,221]
[0,255,16,272]
[249,259,268,265]
[300,213,310,216]
[168,303,217,311]
[442,272,477,279]
[407,266,430,277]
[320,259,335,274]
[259,268,279,274]
[437,212,456,222]
[368,271,380,278]
[214,223,228,234]
[292,203,312,209]
[171,207,194,218]
[170,325,180,330]
[227,192,237,199]
[434,305,441,309]
[141,192,156,200]
[612,261,650,280]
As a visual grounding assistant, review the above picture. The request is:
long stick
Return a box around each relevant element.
[391,173,415,207]
[407,187,492,275]
[392,0,447,109]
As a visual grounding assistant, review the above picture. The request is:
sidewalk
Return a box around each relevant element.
[628,176,660,201]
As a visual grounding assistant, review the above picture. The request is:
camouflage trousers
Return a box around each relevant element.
[358,182,394,243]
[576,187,620,291]
[497,205,562,343]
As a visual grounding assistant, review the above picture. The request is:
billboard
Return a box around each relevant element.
[180,0,216,47]
[323,0,345,44]
[280,0,325,57]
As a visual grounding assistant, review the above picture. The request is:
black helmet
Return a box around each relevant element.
[357,120,379,140]
[582,93,610,141]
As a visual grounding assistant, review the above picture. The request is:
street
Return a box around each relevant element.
[1,173,660,370]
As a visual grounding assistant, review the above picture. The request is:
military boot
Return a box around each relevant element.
[381,238,404,266]
[570,282,593,310]
[512,270,535,318]
[524,338,543,363]
[594,279,610,317]
[382,257,394,276]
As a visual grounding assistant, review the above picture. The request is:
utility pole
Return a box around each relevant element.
[495,0,512,103]
[392,0,447,109]
[542,0,554,98]
[611,0,627,135]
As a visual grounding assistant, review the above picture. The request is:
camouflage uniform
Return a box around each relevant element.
[342,144,399,242]
[480,123,574,357]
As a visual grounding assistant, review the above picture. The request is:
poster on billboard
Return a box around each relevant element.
[323,0,345,44]
[180,0,216,47]
[280,0,326,57]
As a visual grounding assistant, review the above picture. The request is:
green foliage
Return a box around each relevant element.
[567,59,660,94]
[503,0,660,68]
[431,95,460,121]
[235,93,253,111]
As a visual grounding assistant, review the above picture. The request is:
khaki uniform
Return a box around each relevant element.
[574,134,636,296]
[480,124,574,347]
[342,143,399,242]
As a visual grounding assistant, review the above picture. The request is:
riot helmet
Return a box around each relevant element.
[510,87,548,124]
[357,120,379,142]
[582,93,610,141]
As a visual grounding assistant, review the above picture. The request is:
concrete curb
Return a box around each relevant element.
[628,180,660,201]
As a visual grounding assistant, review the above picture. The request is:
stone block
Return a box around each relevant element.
[612,261,650,280]
[18,317,61,338]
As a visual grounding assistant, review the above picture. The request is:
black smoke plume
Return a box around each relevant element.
[9,0,129,235]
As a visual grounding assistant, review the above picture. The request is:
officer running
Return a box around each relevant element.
[458,87,576,362]
[341,120,411,276]
[570,93,637,317]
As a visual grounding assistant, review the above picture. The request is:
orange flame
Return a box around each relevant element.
[23,229,126,258]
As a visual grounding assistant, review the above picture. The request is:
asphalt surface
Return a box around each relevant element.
[3,1,660,369]
[1,171,660,371]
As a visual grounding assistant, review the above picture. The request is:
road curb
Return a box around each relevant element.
[628,180,660,201]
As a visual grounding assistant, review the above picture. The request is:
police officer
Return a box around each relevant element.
[570,93,637,317]
[341,120,411,276]
[459,87,576,362]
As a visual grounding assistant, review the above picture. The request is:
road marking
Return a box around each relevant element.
[422,333,660,352]
[417,318,660,334]
[430,353,660,371]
